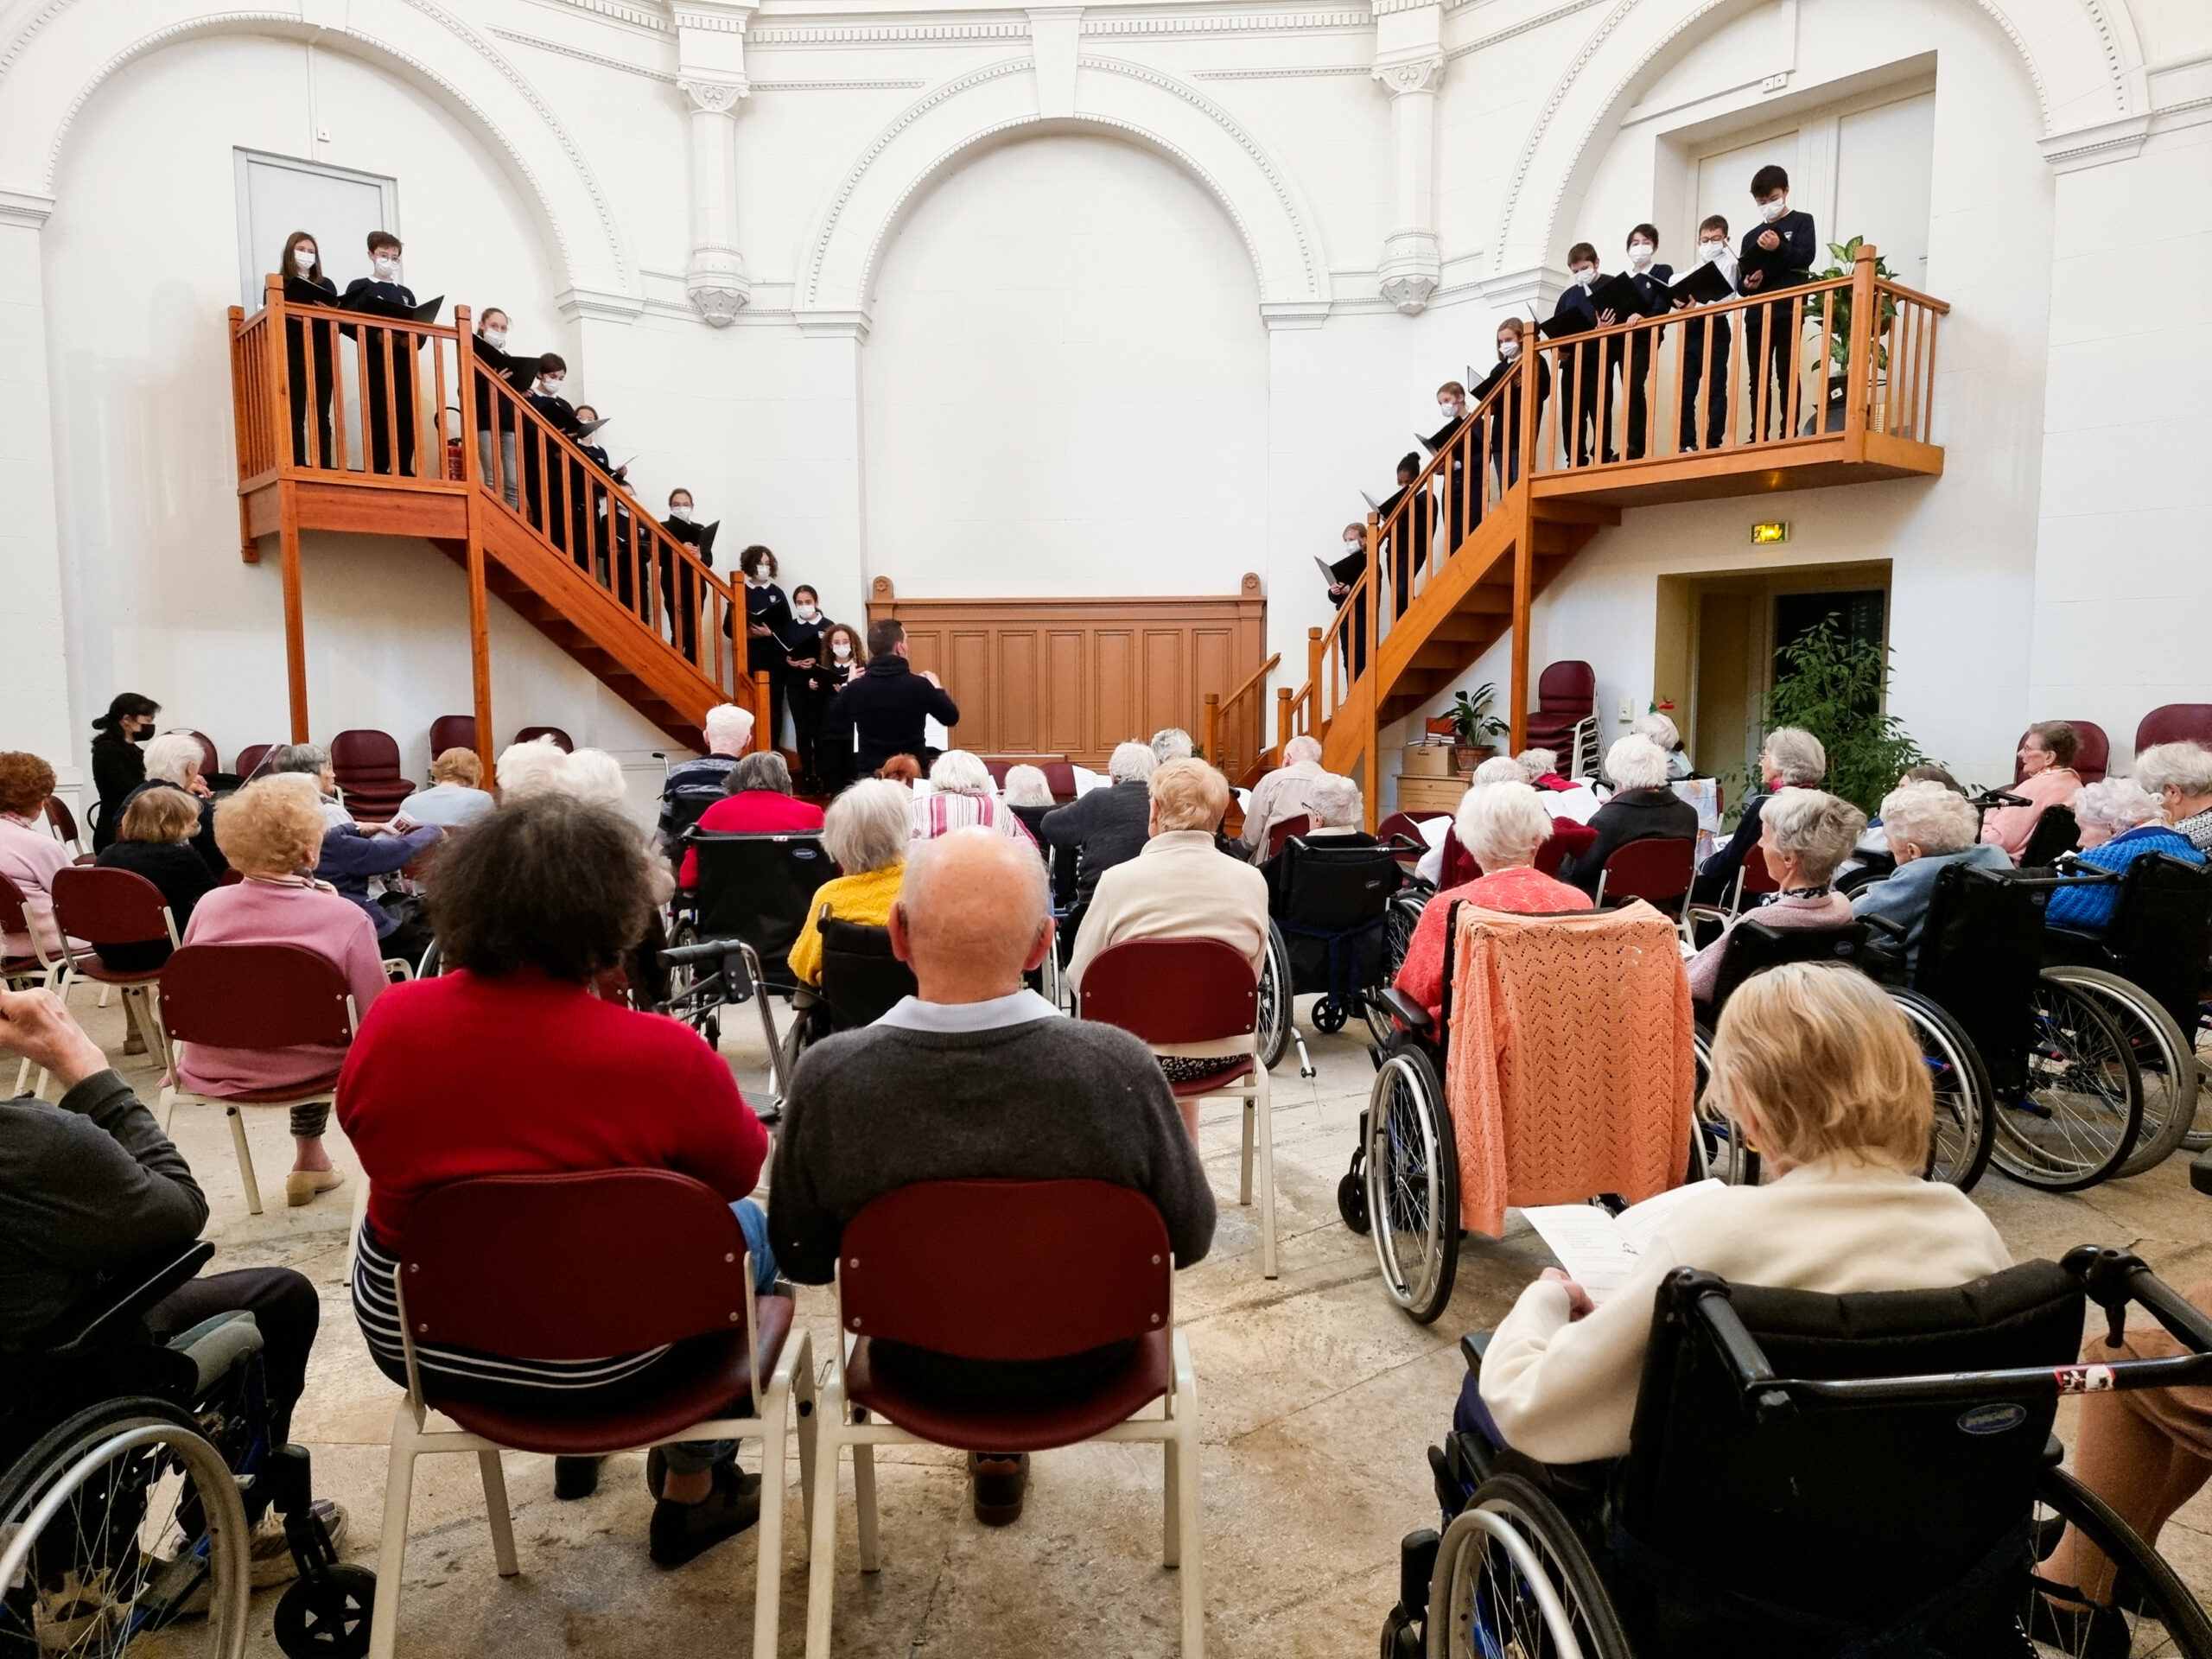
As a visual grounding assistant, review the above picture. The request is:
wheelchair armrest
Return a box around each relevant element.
[2192,1147,2212,1199]
[1375,987,1433,1033]
[1860,912,1906,941]
[35,1241,214,1357]
[1460,1332,1490,1376]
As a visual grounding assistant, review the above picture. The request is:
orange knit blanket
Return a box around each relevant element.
[1444,901,1694,1236]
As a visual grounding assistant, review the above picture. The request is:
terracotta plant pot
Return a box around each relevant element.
[1454,744,1496,773]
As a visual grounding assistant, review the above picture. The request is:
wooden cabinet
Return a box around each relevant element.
[1395,774,1470,815]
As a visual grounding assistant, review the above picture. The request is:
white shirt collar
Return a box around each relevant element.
[874,988,1062,1033]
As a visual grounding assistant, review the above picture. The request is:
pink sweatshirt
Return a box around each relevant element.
[175,878,388,1096]
[0,813,72,960]
[1980,767,2081,861]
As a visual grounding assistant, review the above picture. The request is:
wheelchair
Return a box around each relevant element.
[1,1244,368,1659]
[1382,1245,2212,1659]
[1255,833,1413,1068]
[772,914,919,1084]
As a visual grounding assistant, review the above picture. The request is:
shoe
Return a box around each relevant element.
[285,1168,346,1207]
[968,1452,1028,1527]
[2027,1585,2129,1659]
[554,1456,602,1500]
[648,1459,761,1568]
[182,1500,351,1611]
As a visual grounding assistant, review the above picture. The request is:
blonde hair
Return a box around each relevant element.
[1707,963,1931,1170]
[429,747,482,788]
[1149,758,1230,833]
[120,787,201,845]
[214,773,327,876]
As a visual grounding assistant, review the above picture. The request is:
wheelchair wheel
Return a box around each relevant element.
[1314,998,1350,1034]
[1690,1023,1764,1185]
[2024,1466,2212,1657]
[1887,988,1996,1191]
[664,923,722,1051]
[273,1563,377,1659]
[1256,922,1293,1071]
[2041,966,2200,1179]
[1366,892,1428,1046]
[1429,1474,1634,1659]
[1990,979,2142,1192]
[0,1397,251,1659]
[1364,1046,1459,1324]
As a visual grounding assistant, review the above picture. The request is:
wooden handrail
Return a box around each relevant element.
[1223,650,1281,710]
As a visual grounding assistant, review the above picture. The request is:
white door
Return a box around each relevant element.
[1834,92,1935,283]
[1694,130,1798,251]
[233,150,395,308]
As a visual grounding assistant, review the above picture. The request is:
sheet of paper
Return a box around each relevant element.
[1518,1204,1643,1304]
[1614,1179,1726,1255]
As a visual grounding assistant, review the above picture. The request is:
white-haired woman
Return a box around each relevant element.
[1560,735,1698,898]
[1692,726,1826,907]
[2135,741,2212,855]
[1631,710,1693,780]
[496,735,570,799]
[2045,778,2204,931]
[1685,789,1864,1001]
[787,779,911,988]
[1849,781,2012,970]
[1516,747,1571,791]
[119,730,226,875]
[1395,782,1586,1022]
[1039,741,1158,917]
[915,750,1037,849]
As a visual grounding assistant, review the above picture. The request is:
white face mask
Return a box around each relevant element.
[1699,239,1727,263]
[538,376,563,395]
[481,327,506,348]
[1759,197,1788,224]
[668,504,690,520]
[292,248,316,273]
[794,603,819,621]
[1499,339,1522,361]
[1573,267,1599,289]
[1627,242,1656,268]
[1437,401,1461,422]
[832,642,853,660]
[1344,538,1363,556]
[748,571,773,588]
[372,254,399,279]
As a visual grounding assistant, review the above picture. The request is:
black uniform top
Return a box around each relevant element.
[526,391,583,437]
[823,656,961,778]
[782,612,829,679]
[1738,211,1817,292]
[743,582,795,673]
[1625,265,1675,315]
[340,277,416,310]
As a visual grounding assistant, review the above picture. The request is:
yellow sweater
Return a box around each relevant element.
[786,860,906,987]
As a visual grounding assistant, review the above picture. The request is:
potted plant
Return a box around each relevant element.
[1802,236,1897,433]
[1447,683,1508,772]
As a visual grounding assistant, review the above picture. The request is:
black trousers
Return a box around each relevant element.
[788,678,830,780]
[1738,296,1801,441]
[285,322,334,468]
[145,1268,320,1446]
[1624,332,1658,461]
[361,340,416,476]
[1678,315,1732,450]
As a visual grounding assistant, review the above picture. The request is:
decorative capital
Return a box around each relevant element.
[679,76,750,114]
[1371,53,1444,97]
[1378,229,1440,315]
[687,247,752,325]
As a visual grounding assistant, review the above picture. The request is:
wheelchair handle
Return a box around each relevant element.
[1969,788,2031,810]
[660,938,747,968]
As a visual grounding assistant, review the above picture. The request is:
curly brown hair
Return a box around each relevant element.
[0,753,57,817]
[428,795,652,981]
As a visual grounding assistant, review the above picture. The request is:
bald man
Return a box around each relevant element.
[767,829,1214,1526]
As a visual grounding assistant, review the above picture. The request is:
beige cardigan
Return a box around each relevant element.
[1066,830,1271,994]
[1480,1156,2012,1465]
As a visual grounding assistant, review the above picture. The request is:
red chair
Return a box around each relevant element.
[1376,810,1444,872]
[155,942,359,1217]
[1688,841,1778,926]
[1521,661,1598,776]
[1440,824,1478,887]
[232,744,276,784]
[804,1179,1201,1658]
[1533,817,1599,878]
[1592,836,1695,938]
[1079,937,1276,1278]
[2013,721,2109,785]
[49,866,179,1077]
[512,725,573,753]
[184,730,221,781]
[41,795,85,856]
[1040,761,1078,801]
[331,729,416,822]
[2135,704,2212,756]
[371,1170,810,1659]
[3,874,67,1093]
[1262,812,1312,861]
[428,715,478,756]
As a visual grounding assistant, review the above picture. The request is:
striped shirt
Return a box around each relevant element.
[912,791,1038,848]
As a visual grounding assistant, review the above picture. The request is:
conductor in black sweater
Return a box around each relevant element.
[1736,164,1819,440]
[341,231,418,476]
[820,618,960,788]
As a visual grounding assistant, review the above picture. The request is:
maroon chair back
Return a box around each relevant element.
[399,1170,753,1361]
[50,866,171,948]
[841,1179,1170,1361]
[42,796,79,844]
[1739,842,1779,898]
[1264,813,1312,861]
[513,726,574,753]
[983,760,1012,789]
[0,873,32,940]
[1040,762,1078,800]
[428,715,478,757]
[1440,826,1478,888]
[186,732,220,780]
[1536,661,1595,715]
[219,868,245,887]
[2012,721,2109,786]
[232,745,276,783]
[331,729,404,784]
[1376,811,1442,864]
[2134,705,2212,756]
[1600,837,1694,906]
[158,942,356,1050]
[1077,938,1258,1045]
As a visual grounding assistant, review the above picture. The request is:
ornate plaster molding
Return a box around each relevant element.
[1371,51,1444,94]
[747,21,1027,43]
[679,73,750,110]
[1082,10,1369,34]
[1192,64,1370,79]
[489,28,675,79]
[0,188,55,227]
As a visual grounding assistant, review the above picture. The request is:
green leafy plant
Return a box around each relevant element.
[1761,618,1936,816]
[1449,683,1509,747]
[1804,235,1899,376]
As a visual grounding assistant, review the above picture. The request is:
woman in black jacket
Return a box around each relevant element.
[93,788,219,973]
[735,546,795,757]
[781,585,834,791]
[279,231,339,467]
[1560,734,1699,898]
[88,692,160,851]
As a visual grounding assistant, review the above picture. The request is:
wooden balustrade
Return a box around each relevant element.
[1203,649,1279,779]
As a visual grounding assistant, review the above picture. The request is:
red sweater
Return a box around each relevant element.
[677,791,826,887]
[337,969,768,1244]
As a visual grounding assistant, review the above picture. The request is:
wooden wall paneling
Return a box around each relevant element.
[997,630,1039,753]
[1092,630,1135,758]
[949,630,993,748]
[1143,629,1186,741]
[1046,631,1087,755]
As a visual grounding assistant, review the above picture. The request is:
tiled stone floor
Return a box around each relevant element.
[77,988,2211,1657]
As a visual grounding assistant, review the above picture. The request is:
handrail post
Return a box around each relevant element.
[1842,242,1877,456]
[228,302,254,563]
[1203,692,1221,776]
[753,671,775,753]
[264,272,294,479]
[1510,359,1539,753]
[1275,686,1292,754]
[454,305,481,487]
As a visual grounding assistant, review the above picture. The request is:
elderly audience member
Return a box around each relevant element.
[314,803,442,971]
[1239,734,1327,860]
[1474,964,2010,1463]
[92,787,219,975]
[1262,774,1370,907]
[0,753,72,963]
[770,830,1213,1526]
[1850,780,2012,970]
[496,735,571,799]
[677,752,824,887]
[2045,778,2204,931]
[264,743,351,830]
[788,779,910,989]
[1692,726,1825,906]
[877,754,923,787]
[1560,735,1698,897]
[177,776,388,1206]
[1066,760,1268,1116]
[1150,728,1194,766]
[658,702,755,850]
[399,748,494,827]
[1039,741,1157,925]
[1517,747,1573,791]
[337,795,776,1563]
[2135,741,2212,855]
[124,731,226,876]
[915,751,1038,847]
[1395,783,1587,1025]
[1982,721,2083,860]
[1685,789,1863,1001]
[1631,710,1693,779]
[1001,764,1057,836]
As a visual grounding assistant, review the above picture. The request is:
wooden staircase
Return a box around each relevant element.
[1242,245,1948,819]
[228,276,761,762]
